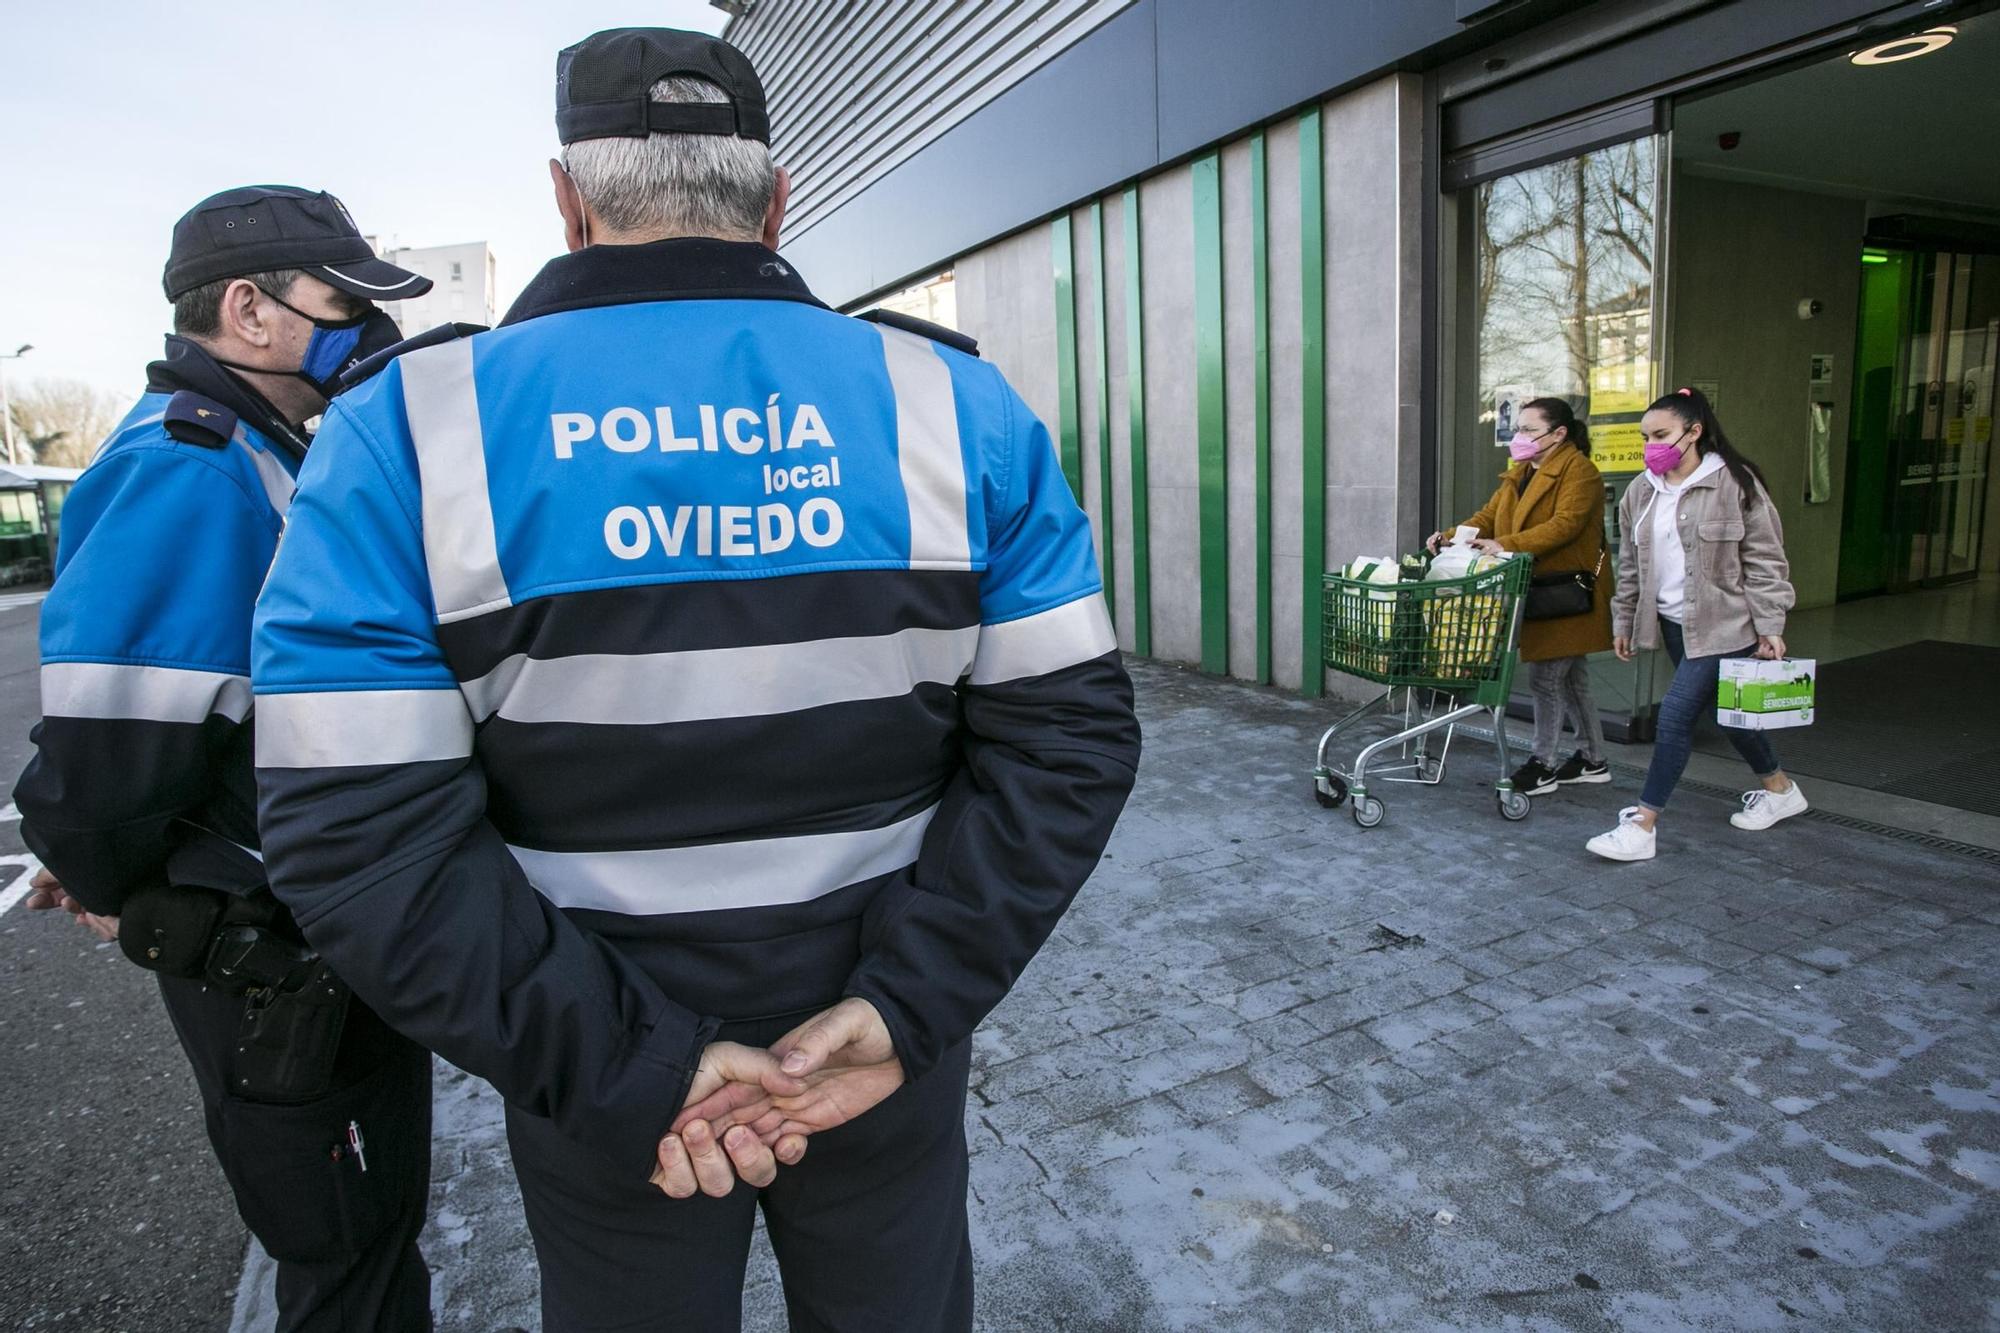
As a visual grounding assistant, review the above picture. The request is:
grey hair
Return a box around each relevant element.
[562,77,777,240]
[172,269,302,337]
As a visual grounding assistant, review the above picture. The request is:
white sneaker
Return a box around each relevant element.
[1730,781,1808,830]
[1587,807,1657,862]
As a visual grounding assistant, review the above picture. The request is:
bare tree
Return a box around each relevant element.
[5,378,126,469]
[1476,139,1657,408]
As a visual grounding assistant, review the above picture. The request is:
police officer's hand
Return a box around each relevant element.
[652,1042,807,1199]
[740,998,907,1143]
[24,870,120,942]
[23,867,76,914]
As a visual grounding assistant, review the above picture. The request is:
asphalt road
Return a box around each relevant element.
[0,596,247,1332]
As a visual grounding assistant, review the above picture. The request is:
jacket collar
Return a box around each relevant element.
[501,238,827,327]
[145,335,310,461]
[1513,441,1576,515]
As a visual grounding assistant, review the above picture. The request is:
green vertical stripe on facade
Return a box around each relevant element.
[1052,212,1082,497]
[1250,133,1272,685]
[1299,109,1327,698]
[1089,200,1114,616]
[1123,186,1151,657]
[1193,152,1227,676]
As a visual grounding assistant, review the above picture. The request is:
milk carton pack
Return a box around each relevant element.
[1717,657,1816,730]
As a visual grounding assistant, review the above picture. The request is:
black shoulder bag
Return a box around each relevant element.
[1524,546,1605,621]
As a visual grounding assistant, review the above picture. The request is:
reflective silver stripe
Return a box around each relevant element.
[400,338,511,623]
[509,804,938,916]
[970,593,1117,685]
[255,689,473,768]
[233,429,296,514]
[876,325,972,571]
[41,662,252,723]
[462,625,977,725]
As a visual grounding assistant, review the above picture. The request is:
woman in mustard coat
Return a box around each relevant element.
[1431,397,1614,796]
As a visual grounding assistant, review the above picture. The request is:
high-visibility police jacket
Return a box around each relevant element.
[15,338,306,910]
[252,239,1141,1174]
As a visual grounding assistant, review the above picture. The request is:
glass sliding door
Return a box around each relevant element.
[1857,249,2000,593]
[1906,251,1997,586]
[1445,134,1665,734]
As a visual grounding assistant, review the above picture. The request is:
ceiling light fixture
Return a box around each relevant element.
[1850,25,1957,65]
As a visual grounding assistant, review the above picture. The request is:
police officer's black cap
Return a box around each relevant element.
[556,28,770,146]
[162,186,433,302]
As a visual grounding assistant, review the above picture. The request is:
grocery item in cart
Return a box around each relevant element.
[1424,553,1511,680]
[1332,557,1402,675]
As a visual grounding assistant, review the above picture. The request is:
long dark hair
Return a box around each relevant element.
[1521,396,1591,457]
[1647,386,1766,508]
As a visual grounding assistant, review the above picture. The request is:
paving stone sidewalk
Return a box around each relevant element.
[404,660,2000,1332]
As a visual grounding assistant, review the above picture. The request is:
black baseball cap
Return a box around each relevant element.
[556,28,769,145]
[162,186,432,302]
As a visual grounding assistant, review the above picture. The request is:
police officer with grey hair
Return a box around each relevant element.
[252,26,1140,1332]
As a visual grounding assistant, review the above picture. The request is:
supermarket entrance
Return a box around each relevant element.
[1441,4,2000,817]
[1667,13,2000,816]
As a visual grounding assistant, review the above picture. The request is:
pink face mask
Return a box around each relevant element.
[1507,431,1546,461]
[1643,430,1691,475]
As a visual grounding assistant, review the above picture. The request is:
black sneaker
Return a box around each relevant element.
[1554,751,1611,785]
[1509,758,1559,796]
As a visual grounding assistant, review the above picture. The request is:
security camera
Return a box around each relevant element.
[1797,298,1823,320]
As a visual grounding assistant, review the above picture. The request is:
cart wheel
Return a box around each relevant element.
[1497,788,1531,821]
[1313,773,1348,809]
[1352,795,1386,828]
[1417,755,1446,783]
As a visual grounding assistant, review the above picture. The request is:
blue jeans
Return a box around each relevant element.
[1640,618,1781,811]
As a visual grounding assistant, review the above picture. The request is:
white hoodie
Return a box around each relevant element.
[1641,451,1725,623]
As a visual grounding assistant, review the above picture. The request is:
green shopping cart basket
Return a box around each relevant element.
[1312,554,1535,827]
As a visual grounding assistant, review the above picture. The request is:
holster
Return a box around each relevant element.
[119,828,350,1103]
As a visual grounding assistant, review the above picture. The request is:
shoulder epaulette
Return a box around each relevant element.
[335,322,490,395]
[160,390,237,449]
[856,309,980,359]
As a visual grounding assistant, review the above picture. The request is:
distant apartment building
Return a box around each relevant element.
[374,241,498,332]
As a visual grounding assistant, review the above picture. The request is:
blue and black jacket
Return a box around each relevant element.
[14,339,307,911]
[252,239,1141,1173]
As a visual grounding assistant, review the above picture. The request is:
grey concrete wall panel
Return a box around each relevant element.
[1139,164,1200,665]
[1220,139,1259,680]
[1391,75,1427,547]
[1074,204,1111,576]
[1317,76,1425,582]
[1101,191,1138,649]
[1265,117,1306,692]
[958,221,1061,437]
[1668,173,1864,612]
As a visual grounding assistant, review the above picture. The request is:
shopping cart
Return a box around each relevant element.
[1311,553,1535,827]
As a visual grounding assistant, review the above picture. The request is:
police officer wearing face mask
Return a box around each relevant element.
[14,186,437,1331]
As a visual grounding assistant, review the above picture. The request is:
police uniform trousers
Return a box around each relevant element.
[156,973,434,1331]
[506,1012,974,1333]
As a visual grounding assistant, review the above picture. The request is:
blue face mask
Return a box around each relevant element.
[261,291,401,397]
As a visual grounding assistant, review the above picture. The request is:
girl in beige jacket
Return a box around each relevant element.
[1589,388,1806,862]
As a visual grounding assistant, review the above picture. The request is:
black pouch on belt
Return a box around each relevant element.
[117,827,288,979]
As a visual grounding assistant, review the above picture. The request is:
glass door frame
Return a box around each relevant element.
[1436,121,1672,743]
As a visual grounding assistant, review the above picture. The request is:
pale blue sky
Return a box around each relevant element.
[1,0,729,395]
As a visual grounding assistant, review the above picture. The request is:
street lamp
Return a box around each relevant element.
[0,343,32,467]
